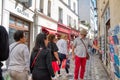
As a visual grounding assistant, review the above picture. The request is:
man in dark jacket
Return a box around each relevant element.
[0,26,9,80]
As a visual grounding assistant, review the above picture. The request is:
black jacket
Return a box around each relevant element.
[0,26,9,61]
[30,48,55,77]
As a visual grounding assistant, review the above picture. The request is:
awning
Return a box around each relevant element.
[71,29,79,36]
[57,23,71,34]
[42,27,57,34]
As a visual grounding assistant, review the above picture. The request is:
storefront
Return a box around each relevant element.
[2,0,34,50]
[36,13,57,35]
[9,15,30,46]
[57,23,71,39]
[42,27,57,35]
[1,0,34,69]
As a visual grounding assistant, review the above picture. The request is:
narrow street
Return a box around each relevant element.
[58,54,110,80]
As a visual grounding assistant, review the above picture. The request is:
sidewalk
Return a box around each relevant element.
[58,54,110,80]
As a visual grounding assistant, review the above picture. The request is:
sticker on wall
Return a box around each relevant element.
[109,36,114,45]
[114,63,120,78]
[110,53,114,62]
[114,54,120,66]
[114,25,120,35]
[109,44,115,53]
[113,35,119,45]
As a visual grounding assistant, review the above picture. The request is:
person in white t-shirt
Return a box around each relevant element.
[56,34,69,77]
[72,29,101,80]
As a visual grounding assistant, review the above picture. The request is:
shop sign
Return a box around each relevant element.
[16,8,29,17]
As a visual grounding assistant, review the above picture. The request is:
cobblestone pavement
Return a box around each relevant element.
[57,54,110,80]
[3,54,110,80]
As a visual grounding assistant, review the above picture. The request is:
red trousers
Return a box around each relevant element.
[74,56,87,79]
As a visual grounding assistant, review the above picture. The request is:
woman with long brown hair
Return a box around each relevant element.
[48,34,60,74]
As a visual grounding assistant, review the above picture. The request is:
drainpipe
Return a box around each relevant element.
[1,0,3,25]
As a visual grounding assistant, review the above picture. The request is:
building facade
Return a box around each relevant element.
[34,0,79,43]
[1,0,79,69]
[97,0,120,80]
[1,0,34,52]
[0,0,79,52]
[78,0,97,38]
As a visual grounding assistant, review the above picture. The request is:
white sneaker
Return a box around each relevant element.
[57,74,62,77]
[66,73,73,77]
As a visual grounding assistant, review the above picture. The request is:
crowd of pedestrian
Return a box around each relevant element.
[0,25,101,80]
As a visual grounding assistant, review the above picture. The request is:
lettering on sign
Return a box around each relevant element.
[16,8,29,17]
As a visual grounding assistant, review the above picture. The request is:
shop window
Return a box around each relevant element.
[17,19,23,27]
[58,7,63,23]
[73,2,76,12]
[24,31,30,46]
[47,0,51,17]
[24,22,29,30]
[74,20,76,29]
[69,16,71,27]
[68,0,71,8]
[9,16,30,47]
[67,15,69,26]
[9,28,16,45]
[10,17,15,25]
[40,0,44,13]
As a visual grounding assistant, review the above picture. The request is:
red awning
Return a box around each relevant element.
[42,27,57,34]
[71,29,79,36]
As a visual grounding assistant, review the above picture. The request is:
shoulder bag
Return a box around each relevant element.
[31,48,42,69]
[80,39,90,60]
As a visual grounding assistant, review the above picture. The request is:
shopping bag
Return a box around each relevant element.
[52,61,60,73]
[61,59,66,69]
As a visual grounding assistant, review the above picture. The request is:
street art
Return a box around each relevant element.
[108,25,120,79]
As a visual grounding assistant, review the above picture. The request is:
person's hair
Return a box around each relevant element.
[48,34,55,42]
[0,26,9,61]
[14,30,24,41]
[33,33,47,52]
[61,34,67,39]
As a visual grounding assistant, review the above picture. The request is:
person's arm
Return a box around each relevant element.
[54,52,60,64]
[53,43,60,64]
[72,45,75,55]
[72,39,77,60]
[23,46,30,72]
[92,45,101,53]
[92,45,99,50]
